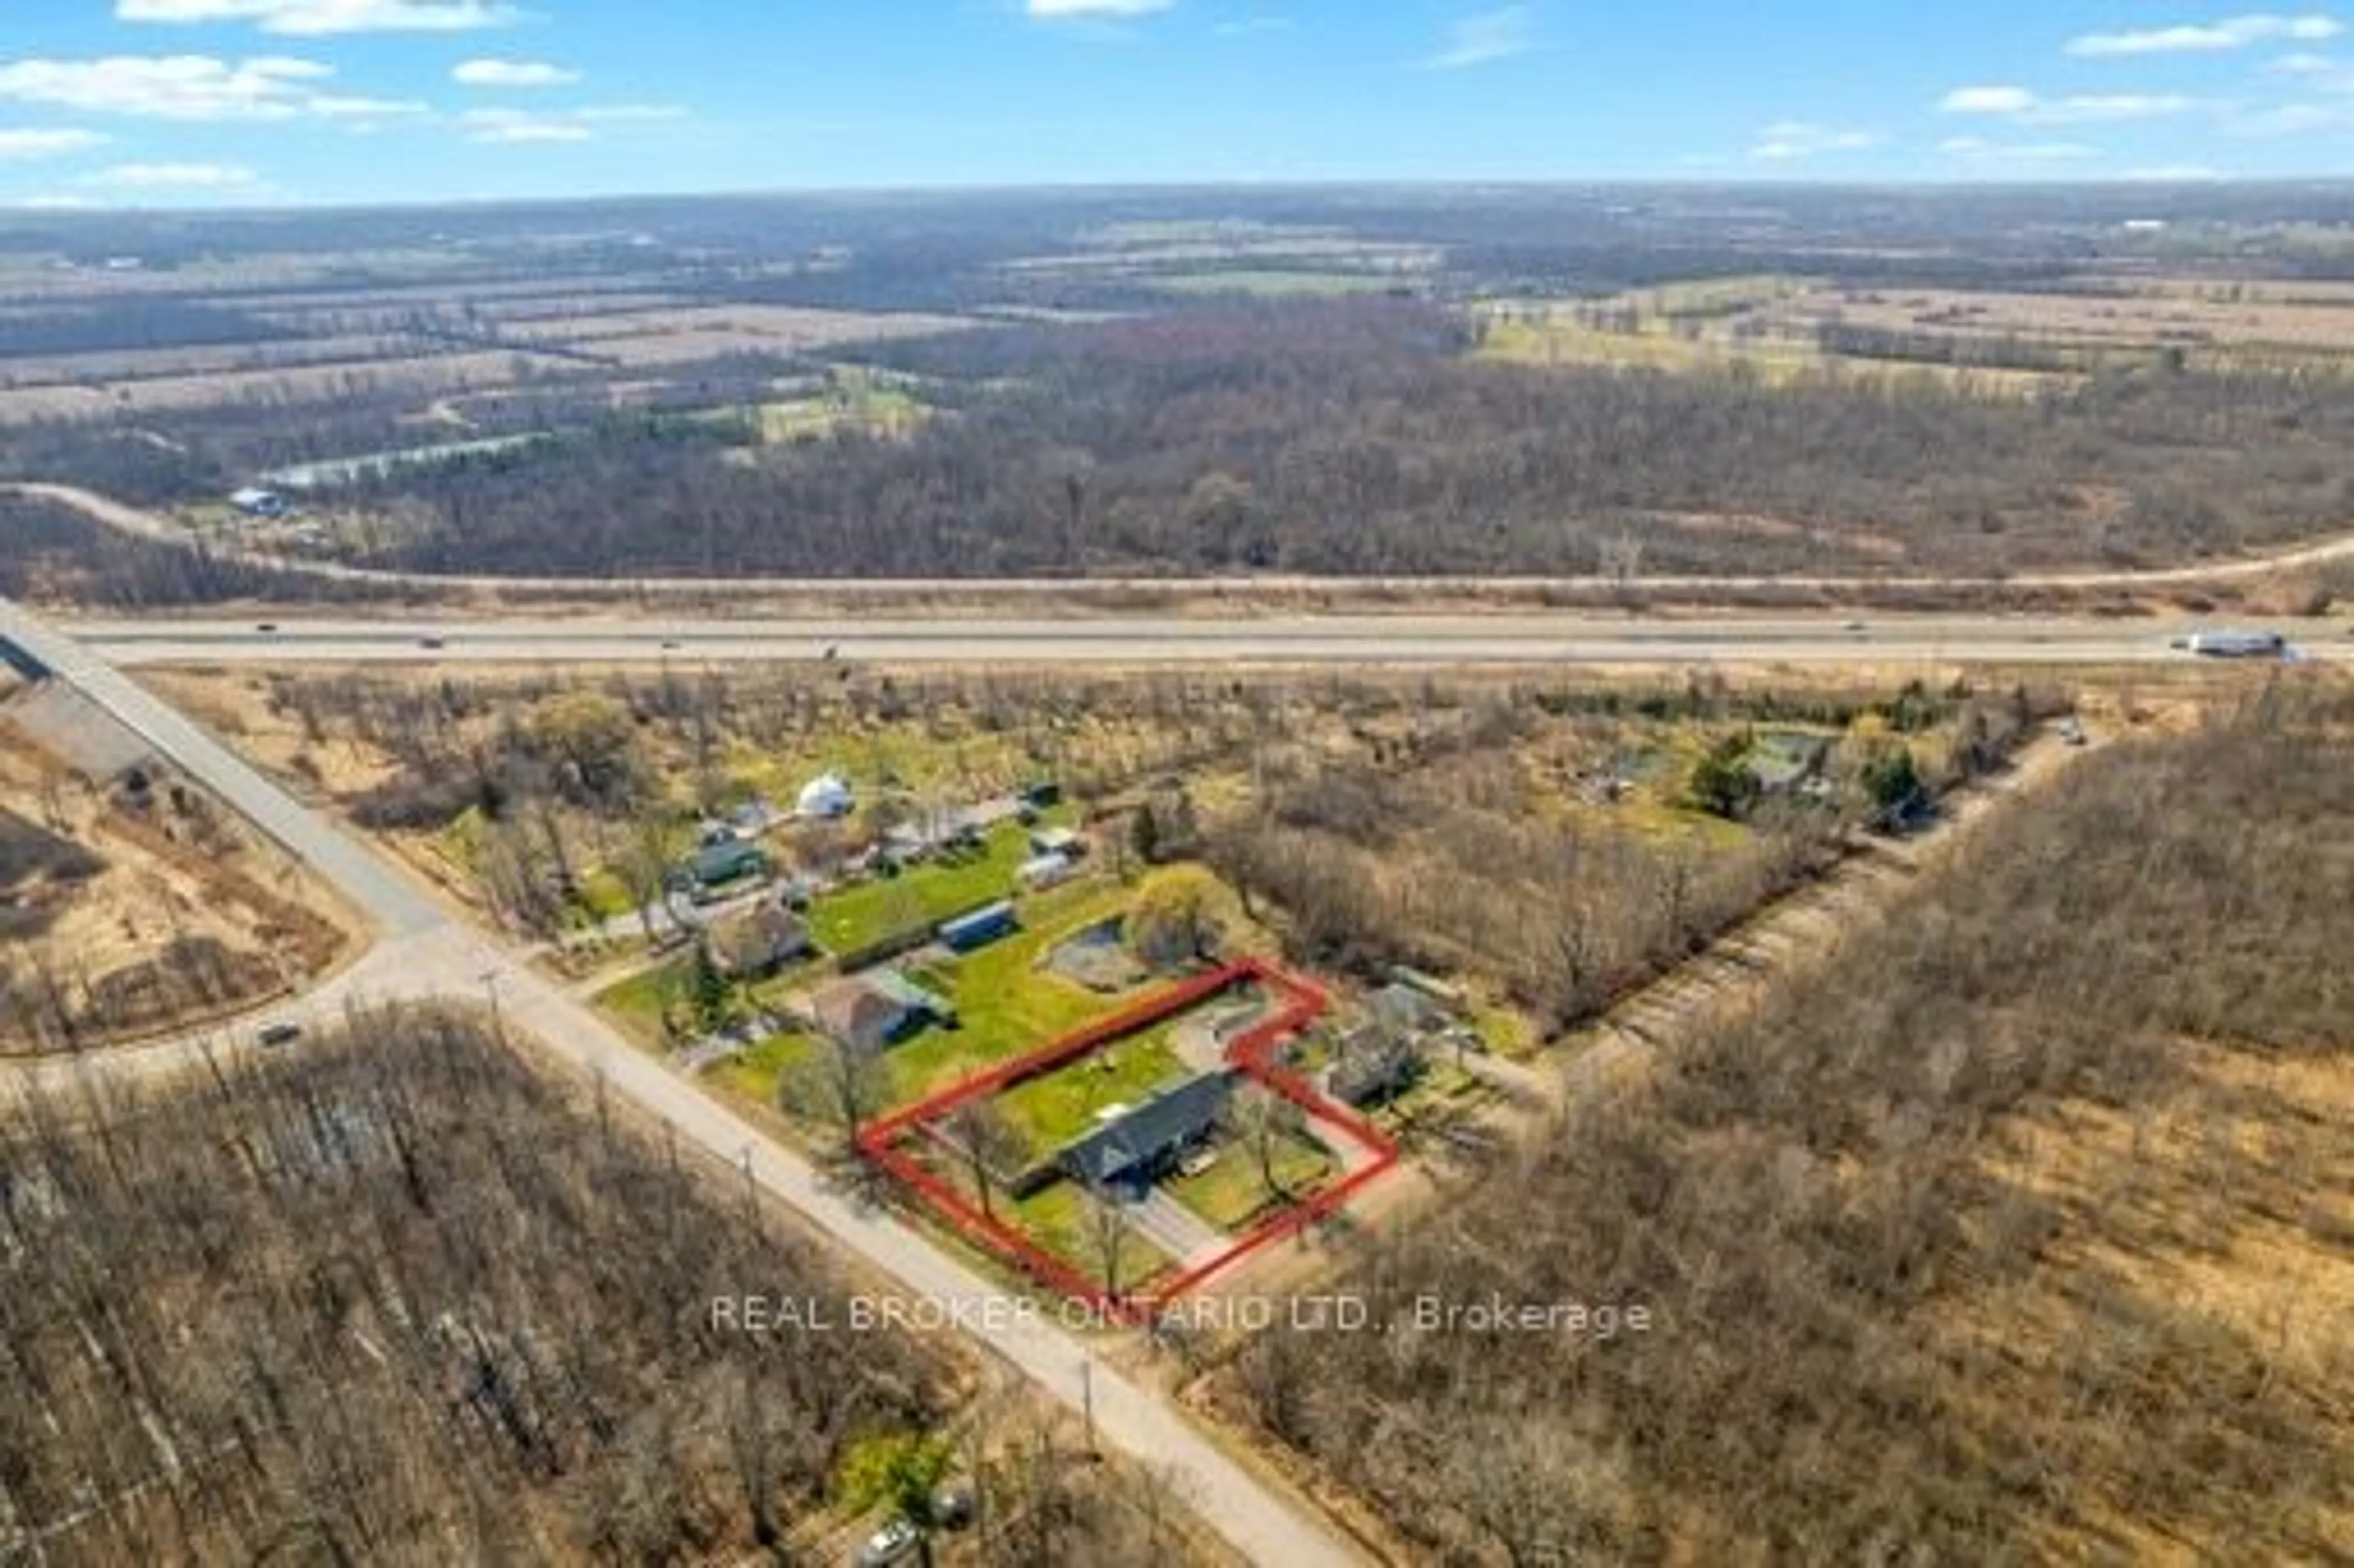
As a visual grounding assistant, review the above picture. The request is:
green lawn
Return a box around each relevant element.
[991,1032,1190,1155]
[710,1029,817,1105]
[807,819,1042,953]
[595,957,686,1041]
[1165,1133,1335,1232]
[1467,1000,1535,1059]
[571,867,639,924]
[880,880,1133,1102]
[1011,1179,1173,1295]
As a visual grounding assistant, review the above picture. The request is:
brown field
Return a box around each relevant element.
[1484,269,2354,392]
[0,333,452,392]
[0,704,354,1053]
[504,304,972,362]
[0,347,592,425]
[1803,280,2354,355]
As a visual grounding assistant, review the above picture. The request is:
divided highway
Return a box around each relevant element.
[0,595,1372,1568]
[63,611,2353,667]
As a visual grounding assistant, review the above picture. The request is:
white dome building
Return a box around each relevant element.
[797,772,855,819]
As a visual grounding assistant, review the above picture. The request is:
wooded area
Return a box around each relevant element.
[338,302,2354,579]
[1232,683,2353,1562]
[0,1015,954,1562]
[0,495,387,607]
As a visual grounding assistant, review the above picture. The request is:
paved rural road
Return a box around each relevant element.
[20,478,2354,598]
[0,596,1373,1568]
[56,610,2354,667]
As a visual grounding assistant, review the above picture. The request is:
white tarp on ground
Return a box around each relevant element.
[796,772,854,818]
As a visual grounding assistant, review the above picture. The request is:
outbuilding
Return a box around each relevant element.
[1027,826,1083,860]
[229,486,291,519]
[1016,851,1076,891]
[796,772,856,819]
[937,900,1018,953]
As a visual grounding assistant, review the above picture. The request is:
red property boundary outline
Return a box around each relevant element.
[856,956,1400,1323]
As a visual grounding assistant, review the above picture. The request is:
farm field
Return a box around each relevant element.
[19,189,2354,587]
[1478,269,2354,392]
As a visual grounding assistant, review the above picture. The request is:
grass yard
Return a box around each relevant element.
[991,1030,1191,1156]
[594,956,685,1041]
[880,880,1135,1094]
[711,735,1068,815]
[709,1029,817,1105]
[569,867,639,924]
[806,820,1034,952]
[1163,1133,1335,1232]
[1011,1179,1174,1295]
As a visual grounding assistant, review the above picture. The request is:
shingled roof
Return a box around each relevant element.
[1059,1070,1234,1189]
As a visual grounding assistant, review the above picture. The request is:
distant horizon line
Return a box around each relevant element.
[9,172,2354,221]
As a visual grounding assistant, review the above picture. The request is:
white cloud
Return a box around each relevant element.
[86,160,260,188]
[0,56,363,120]
[2027,93,2201,123]
[452,58,580,88]
[14,193,102,210]
[460,108,590,143]
[1426,6,1535,69]
[1937,135,2099,163]
[1748,121,1880,161]
[573,104,685,122]
[2264,50,2354,89]
[117,0,517,36]
[0,127,110,159]
[2066,12,2341,57]
[2228,99,2354,132]
[1941,85,2199,123]
[2125,164,2224,180]
[1941,85,2036,114]
[1025,0,1174,17]
[305,93,429,117]
[455,102,681,144]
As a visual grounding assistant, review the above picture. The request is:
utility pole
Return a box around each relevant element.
[478,968,504,1041]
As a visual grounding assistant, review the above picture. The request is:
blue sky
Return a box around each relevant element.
[4,2,2354,206]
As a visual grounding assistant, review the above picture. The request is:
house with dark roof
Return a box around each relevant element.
[807,976,917,1054]
[674,839,770,903]
[1058,1071,1234,1195]
[1325,1025,1425,1108]
[1368,981,1454,1037]
[805,969,954,1054]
